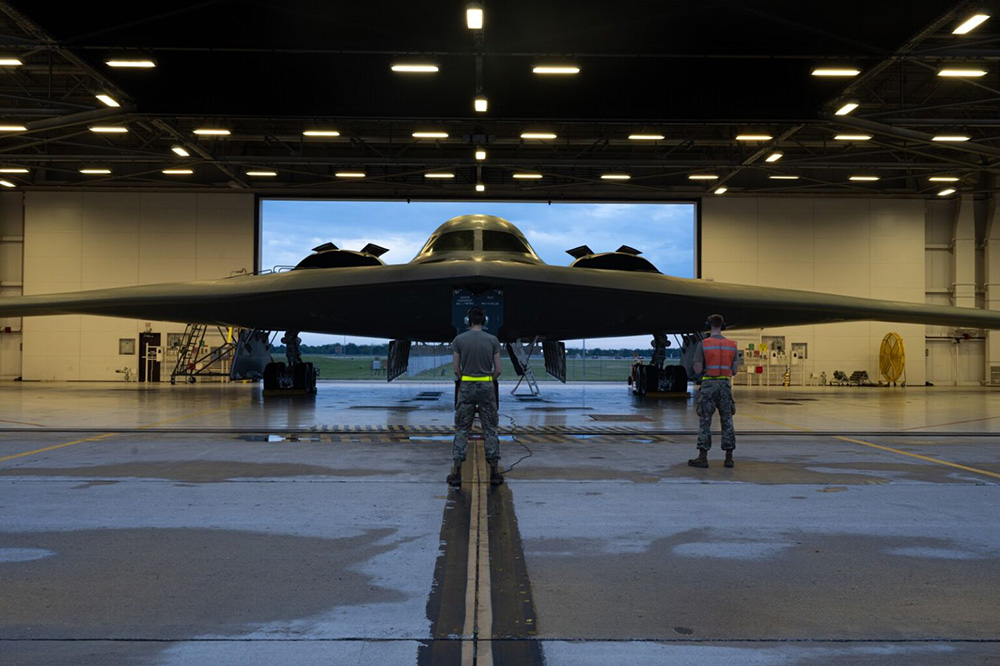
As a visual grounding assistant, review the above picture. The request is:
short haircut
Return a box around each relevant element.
[707,313,725,329]
[468,307,486,325]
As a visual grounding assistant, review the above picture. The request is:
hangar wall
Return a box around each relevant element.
[20,192,254,381]
[701,197,928,387]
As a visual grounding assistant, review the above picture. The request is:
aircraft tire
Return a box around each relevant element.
[293,362,318,392]
[662,365,676,392]
[263,362,280,390]
[674,365,688,391]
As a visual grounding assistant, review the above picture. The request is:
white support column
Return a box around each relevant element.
[985,203,1000,385]
[0,192,24,379]
[952,194,977,310]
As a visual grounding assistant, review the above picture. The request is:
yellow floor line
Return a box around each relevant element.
[0,404,241,464]
[742,413,1000,482]
[0,434,116,463]
[834,435,1000,481]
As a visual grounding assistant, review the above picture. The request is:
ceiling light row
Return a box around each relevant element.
[390,63,579,75]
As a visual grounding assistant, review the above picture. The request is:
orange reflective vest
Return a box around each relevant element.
[703,337,737,377]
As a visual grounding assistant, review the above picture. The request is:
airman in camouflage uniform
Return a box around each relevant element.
[689,314,739,468]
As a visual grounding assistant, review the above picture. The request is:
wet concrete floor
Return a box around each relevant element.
[0,381,998,664]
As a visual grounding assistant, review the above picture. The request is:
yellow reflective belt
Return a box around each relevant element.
[702,376,730,381]
[461,375,494,381]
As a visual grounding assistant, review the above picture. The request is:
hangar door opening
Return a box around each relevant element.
[261,200,696,381]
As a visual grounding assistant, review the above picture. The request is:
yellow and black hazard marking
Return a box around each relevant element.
[246,426,676,446]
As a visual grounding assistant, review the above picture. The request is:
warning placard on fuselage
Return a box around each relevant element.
[452,288,504,336]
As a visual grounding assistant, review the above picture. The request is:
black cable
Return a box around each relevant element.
[498,411,533,472]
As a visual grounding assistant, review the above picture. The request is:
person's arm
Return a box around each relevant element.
[692,342,705,375]
[731,349,740,376]
[453,351,461,379]
[493,351,502,379]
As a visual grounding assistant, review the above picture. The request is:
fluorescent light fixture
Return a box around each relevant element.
[688,174,719,180]
[475,183,485,192]
[735,134,773,141]
[811,68,860,77]
[928,176,959,182]
[953,14,989,34]
[512,173,543,179]
[765,152,783,162]
[0,180,15,188]
[714,187,728,195]
[938,68,988,77]
[171,145,190,157]
[0,125,27,132]
[425,172,455,178]
[474,95,488,112]
[79,168,111,174]
[303,130,341,137]
[932,135,970,142]
[105,59,155,68]
[0,168,28,173]
[834,101,859,115]
[601,174,631,180]
[532,66,580,75]
[0,58,22,66]
[391,64,439,73]
[95,94,120,107]
[412,131,448,138]
[335,171,366,178]
[835,134,872,141]
[162,169,193,175]
[768,175,800,180]
[89,126,128,133]
[849,175,879,181]
[629,134,664,141]
[520,132,557,139]
[466,3,483,29]
[937,188,957,196]
[193,128,230,136]
[475,149,486,160]
[246,170,277,176]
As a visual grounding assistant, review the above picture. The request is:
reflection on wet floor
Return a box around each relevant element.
[1,381,999,664]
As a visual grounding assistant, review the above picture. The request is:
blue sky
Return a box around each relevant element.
[262,200,696,348]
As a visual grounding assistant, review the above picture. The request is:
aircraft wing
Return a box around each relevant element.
[1,260,999,341]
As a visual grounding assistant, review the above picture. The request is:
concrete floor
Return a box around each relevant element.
[1,381,998,665]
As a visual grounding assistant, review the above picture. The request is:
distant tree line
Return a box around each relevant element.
[272,342,677,358]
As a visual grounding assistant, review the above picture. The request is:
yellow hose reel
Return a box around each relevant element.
[878,332,906,386]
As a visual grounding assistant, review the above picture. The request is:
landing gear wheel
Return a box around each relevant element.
[635,365,647,396]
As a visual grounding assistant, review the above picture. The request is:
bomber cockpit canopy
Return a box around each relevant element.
[412,215,543,264]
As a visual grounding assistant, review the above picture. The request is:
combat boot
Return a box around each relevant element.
[489,461,504,485]
[724,451,734,468]
[688,449,709,468]
[447,464,462,487]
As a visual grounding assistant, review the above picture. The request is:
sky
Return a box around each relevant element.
[261,200,696,348]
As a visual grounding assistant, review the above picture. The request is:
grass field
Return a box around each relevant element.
[301,355,676,382]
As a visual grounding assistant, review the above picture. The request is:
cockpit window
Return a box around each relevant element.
[482,230,531,254]
[429,230,475,253]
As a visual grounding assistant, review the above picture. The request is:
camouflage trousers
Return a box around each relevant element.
[453,381,500,463]
[696,379,736,451]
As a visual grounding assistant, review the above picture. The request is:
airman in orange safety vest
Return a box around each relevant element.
[689,314,739,468]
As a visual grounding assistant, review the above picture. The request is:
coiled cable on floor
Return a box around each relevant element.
[498,411,533,472]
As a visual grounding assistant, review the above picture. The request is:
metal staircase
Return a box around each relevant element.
[169,324,246,384]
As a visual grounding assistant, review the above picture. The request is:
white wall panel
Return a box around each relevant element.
[22,191,254,381]
[702,197,926,386]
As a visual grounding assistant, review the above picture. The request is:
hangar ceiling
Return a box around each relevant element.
[0,0,997,200]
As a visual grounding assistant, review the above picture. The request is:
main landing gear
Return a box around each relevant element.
[628,332,692,396]
[262,331,317,395]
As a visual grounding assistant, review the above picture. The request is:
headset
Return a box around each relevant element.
[464,307,489,328]
[705,314,726,330]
